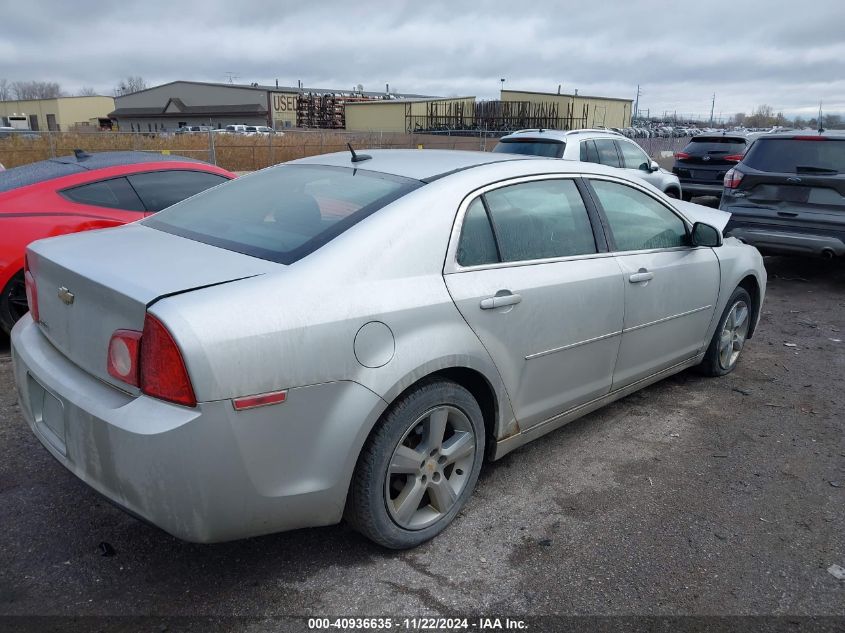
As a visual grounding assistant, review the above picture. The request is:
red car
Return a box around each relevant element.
[0,151,234,333]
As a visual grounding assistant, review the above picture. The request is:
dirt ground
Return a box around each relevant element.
[0,254,843,631]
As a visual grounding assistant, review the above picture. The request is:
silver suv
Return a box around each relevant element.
[493,129,682,198]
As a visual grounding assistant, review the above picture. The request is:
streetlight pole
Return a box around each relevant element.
[500,78,505,99]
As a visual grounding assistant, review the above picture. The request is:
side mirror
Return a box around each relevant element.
[691,222,723,247]
[649,160,660,172]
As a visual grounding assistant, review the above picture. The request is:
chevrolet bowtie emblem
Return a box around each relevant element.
[58,286,75,305]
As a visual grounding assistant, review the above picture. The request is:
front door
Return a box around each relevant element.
[586,178,720,389]
[444,177,624,429]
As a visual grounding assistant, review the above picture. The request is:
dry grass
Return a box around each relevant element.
[0,130,496,172]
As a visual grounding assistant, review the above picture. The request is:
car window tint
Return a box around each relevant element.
[60,177,145,211]
[144,165,421,265]
[483,179,596,262]
[617,141,650,170]
[590,180,687,251]
[492,140,565,158]
[594,139,621,168]
[457,198,499,267]
[742,138,845,173]
[128,170,229,212]
[580,140,600,164]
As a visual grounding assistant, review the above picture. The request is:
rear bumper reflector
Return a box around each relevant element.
[232,390,288,411]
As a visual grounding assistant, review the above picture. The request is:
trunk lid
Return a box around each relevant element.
[27,223,281,391]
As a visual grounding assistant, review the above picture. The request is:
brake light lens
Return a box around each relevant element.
[724,154,744,163]
[107,330,142,386]
[140,314,196,407]
[674,152,690,159]
[724,168,744,189]
[24,269,39,324]
[106,314,196,407]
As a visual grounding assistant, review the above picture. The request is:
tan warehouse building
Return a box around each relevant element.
[345,97,477,133]
[501,89,632,129]
[0,96,115,131]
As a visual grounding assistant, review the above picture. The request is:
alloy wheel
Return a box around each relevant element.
[718,299,749,370]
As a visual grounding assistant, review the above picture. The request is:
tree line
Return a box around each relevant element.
[731,104,842,130]
[0,77,147,101]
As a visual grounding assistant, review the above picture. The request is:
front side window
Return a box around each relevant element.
[617,140,650,170]
[144,165,421,264]
[590,180,687,251]
[481,179,597,262]
[127,170,229,212]
[60,177,145,211]
[594,139,621,168]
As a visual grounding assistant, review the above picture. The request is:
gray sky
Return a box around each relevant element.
[3,0,844,120]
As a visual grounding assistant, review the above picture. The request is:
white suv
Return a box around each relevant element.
[493,129,682,198]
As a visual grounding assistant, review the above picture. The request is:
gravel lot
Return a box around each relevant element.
[0,254,843,629]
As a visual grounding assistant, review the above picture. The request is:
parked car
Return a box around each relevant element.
[720,131,845,258]
[244,125,276,135]
[672,134,750,200]
[12,149,765,549]
[224,124,248,133]
[0,151,234,333]
[493,129,682,197]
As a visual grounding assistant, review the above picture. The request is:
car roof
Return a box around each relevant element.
[498,128,626,143]
[289,149,545,181]
[753,130,845,140]
[0,151,206,194]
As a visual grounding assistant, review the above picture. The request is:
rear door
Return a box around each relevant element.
[585,177,720,388]
[728,137,845,229]
[616,139,661,188]
[444,176,624,430]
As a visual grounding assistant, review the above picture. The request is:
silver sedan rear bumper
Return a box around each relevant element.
[11,315,386,542]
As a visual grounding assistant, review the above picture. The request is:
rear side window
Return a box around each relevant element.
[492,139,565,158]
[742,138,845,173]
[144,165,420,264]
[128,170,229,212]
[457,199,499,267]
[590,180,687,251]
[60,177,145,211]
[594,139,621,168]
[579,140,600,163]
[482,179,596,262]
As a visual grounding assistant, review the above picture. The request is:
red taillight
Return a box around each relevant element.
[724,154,744,163]
[140,314,196,407]
[106,314,196,407]
[674,152,690,159]
[724,168,744,189]
[107,330,142,386]
[792,136,827,141]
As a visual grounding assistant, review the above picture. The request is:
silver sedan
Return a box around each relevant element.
[12,149,766,548]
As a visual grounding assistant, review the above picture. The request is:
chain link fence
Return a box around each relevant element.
[0,129,692,172]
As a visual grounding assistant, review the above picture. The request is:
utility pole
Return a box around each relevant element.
[709,93,715,126]
[500,78,505,99]
[634,84,641,122]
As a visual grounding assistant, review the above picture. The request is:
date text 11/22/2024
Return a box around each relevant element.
[307,617,528,630]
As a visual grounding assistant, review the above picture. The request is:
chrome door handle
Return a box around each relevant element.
[629,270,654,283]
[480,292,522,309]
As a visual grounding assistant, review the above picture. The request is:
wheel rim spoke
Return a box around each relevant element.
[425,408,448,451]
[441,432,474,466]
[389,445,424,475]
[734,305,748,329]
[393,479,426,525]
[428,479,457,513]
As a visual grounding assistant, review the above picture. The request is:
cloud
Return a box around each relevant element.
[2,0,844,118]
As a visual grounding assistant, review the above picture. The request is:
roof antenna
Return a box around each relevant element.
[347,142,372,163]
[73,148,92,160]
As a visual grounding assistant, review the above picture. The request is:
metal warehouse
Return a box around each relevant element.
[0,95,115,131]
[500,89,633,129]
[109,80,430,132]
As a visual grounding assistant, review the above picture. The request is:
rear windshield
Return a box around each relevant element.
[682,137,747,155]
[493,139,565,158]
[144,165,421,264]
[742,138,845,174]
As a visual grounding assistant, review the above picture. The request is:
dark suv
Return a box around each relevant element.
[720,132,845,258]
[673,134,750,200]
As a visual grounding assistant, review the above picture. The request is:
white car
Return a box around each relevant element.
[494,129,683,198]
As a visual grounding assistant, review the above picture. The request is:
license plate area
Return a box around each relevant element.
[693,170,724,181]
[777,186,810,203]
[27,373,67,455]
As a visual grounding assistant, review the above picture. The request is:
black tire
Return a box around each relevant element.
[681,192,694,202]
[665,189,680,199]
[698,287,752,377]
[346,379,485,549]
[0,271,27,336]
